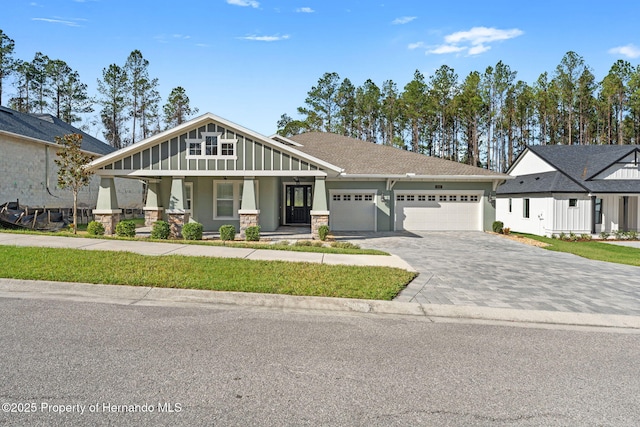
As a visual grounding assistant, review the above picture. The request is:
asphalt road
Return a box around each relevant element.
[1,297,639,426]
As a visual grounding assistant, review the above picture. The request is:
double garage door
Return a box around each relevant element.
[395,192,482,231]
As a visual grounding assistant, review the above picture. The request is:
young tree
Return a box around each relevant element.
[97,64,129,148]
[163,86,198,128]
[0,29,16,106]
[54,134,94,234]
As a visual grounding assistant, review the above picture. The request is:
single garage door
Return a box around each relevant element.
[330,192,376,231]
[395,193,482,231]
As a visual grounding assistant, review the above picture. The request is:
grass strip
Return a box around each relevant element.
[0,246,415,300]
[521,234,640,267]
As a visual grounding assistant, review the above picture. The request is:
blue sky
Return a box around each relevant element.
[3,0,640,136]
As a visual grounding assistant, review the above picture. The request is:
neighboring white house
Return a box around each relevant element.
[496,144,640,236]
[0,105,143,216]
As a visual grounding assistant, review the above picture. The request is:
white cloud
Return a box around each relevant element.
[468,44,490,55]
[392,16,416,25]
[239,34,290,42]
[415,26,522,56]
[32,17,81,27]
[227,0,259,8]
[445,26,523,45]
[296,7,314,13]
[427,44,466,55]
[608,44,640,59]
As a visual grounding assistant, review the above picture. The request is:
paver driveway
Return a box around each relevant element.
[337,231,640,316]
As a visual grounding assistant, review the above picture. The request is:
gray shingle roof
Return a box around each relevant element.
[289,132,505,177]
[499,144,640,194]
[0,106,113,155]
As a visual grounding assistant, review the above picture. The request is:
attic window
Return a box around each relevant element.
[186,132,237,160]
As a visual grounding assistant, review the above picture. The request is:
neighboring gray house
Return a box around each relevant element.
[0,105,142,214]
[86,113,507,236]
[496,144,640,236]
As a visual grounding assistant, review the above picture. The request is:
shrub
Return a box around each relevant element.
[278,240,290,246]
[86,220,105,236]
[599,231,610,240]
[558,232,567,241]
[150,220,170,239]
[182,222,203,240]
[245,225,260,241]
[627,230,638,240]
[580,234,592,241]
[614,229,625,240]
[492,221,504,233]
[219,225,236,241]
[115,220,136,238]
[294,240,312,246]
[502,227,511,235]
[317,225,330,241]
[569,231,578,242]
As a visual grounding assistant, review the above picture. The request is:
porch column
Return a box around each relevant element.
[143,179,164,227]
[622,196,629,232]
[166,177,189,238]
[310,176,329,239]
[590,195,597,234]
[238,176,260,239]
[93,176,121,235]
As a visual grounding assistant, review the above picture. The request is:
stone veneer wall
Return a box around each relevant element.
[311,214,329,240]
[168,213,190,238]
[94,213,120,235]
[239,213,259,239]
[144,210,162,227]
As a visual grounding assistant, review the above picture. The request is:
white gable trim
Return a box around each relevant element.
[508,149,556,176]
[87,112,343,174]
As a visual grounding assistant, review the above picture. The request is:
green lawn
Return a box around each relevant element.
[0,246,416,300]
[521,234,640,267]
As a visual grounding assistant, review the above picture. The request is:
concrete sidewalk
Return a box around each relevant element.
[0,231,414,271]
[1,278,639,331]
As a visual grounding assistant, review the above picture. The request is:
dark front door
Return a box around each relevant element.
[286,185,312,224]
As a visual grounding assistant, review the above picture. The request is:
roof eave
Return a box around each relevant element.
[336,173,512,181]
[1,129,103,157]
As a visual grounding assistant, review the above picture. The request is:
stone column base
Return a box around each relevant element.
[239,212,260,239]
[168,213,190,238]
[94,213,121,236]
[311,213,330,240]
[144,209,163,227]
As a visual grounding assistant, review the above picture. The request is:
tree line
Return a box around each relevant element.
[278,52,640,172]
[0,29,198,149]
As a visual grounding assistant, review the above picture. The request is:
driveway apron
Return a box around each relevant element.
[337,231,640,316]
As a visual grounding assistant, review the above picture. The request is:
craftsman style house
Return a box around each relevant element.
[87,113,507,237]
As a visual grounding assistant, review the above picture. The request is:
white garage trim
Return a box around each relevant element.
[394,190,484,231]
[329,189,377,231]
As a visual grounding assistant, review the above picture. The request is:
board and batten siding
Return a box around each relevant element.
[551,195,591,234]
[100,122,319,174]
[593,153,640,180]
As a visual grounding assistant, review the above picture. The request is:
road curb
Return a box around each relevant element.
[1,278,639,330]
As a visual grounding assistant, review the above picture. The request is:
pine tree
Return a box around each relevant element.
[97,64,130,149]
[163,86,198,128]
[0,29,16,106]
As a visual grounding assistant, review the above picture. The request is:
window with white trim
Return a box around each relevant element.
[508,198,512,212]
[523,198,530,218]
[569,198,578,208]
[186,132,237,159]
[185,182,193,211]
[213,180,248,219]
